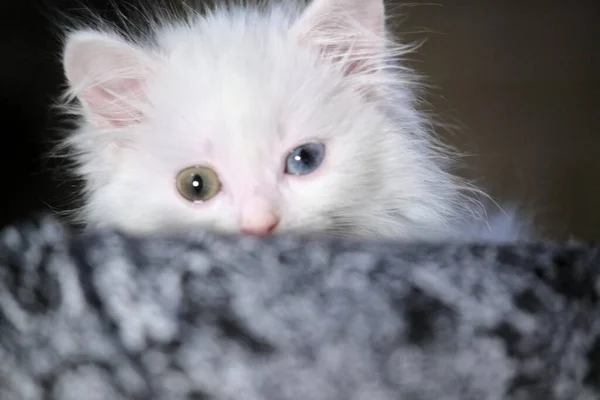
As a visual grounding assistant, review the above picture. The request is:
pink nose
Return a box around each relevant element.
[241,220,279,236]
[240,198,280,236]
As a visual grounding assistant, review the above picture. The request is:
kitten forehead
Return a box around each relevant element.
[141,8,350,165]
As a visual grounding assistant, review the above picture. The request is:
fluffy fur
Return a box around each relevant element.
[56,0,528,240]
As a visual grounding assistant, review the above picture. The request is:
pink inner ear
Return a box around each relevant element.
[292,0,386,78]
[83,77,147,128]
[316,40,379,78]
[323,44,367,76]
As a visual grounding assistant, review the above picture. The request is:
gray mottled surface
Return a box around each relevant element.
[0,214,599,400]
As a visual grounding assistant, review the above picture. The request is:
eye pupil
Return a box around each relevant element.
[298,149,311,164]
[191,175,203,191]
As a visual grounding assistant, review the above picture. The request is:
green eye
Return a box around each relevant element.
[176,166,221,203]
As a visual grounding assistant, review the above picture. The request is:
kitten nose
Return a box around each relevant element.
[240,199,280,236]
[241,220,278,236]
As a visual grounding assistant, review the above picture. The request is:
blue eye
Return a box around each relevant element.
[284,142,325,176]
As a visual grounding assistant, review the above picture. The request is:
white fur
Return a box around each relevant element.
[57,0,529,241]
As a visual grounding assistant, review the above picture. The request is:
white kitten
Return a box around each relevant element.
[57,0,530,241]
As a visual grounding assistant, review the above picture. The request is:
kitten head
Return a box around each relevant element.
[59,0,471,239]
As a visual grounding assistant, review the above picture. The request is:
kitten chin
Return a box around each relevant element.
[54,0,532,241]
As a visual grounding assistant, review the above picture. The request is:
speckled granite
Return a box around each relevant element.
[0,214,599,399]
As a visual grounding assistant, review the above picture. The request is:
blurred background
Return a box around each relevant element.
[0,0,598,240]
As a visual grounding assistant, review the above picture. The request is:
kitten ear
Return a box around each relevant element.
[292,0,386,76]
[62,31,158,128]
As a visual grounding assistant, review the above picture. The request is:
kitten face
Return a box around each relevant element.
[61,0,466,239]
[87,37,397,236]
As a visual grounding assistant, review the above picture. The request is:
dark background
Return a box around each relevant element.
[0,0,598,240]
